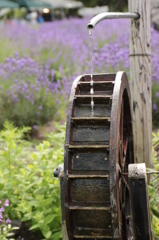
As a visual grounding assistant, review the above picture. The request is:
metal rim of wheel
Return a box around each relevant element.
[63,71,135,240]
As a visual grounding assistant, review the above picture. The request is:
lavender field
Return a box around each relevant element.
[0,18,159,129]
[0,17,159,239]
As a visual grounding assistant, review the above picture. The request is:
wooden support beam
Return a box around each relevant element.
[128,164,152,239]
[128,0,152,167]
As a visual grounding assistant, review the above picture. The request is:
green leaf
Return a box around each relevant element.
[29,200,39,206]
[21,212,32,221]
[41,225,50,238]
[147,167,156,172]
[43,197,53,206]
[151,207,159,219]
[45,214,56,224]
[29,223,40,231]
[43,230,52,239]
[152,132,157,138]
[148,185,156,197]
[51,230,62,239]
[25,182,37,190]
[11,227,20,230]
[6,232,14,236]
[149,198,157,207]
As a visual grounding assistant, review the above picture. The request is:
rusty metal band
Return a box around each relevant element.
[129,53,151,57]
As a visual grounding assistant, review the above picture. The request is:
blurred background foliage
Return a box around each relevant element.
[78,0,128,11]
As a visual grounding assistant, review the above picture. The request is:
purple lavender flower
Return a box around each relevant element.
[0,18,158,128]
[6,218,11,224]
[156,92,159,98]
[0,213,3,222]
[0,206,4,212]
[153,103,158,111]
[38,105,42,110]
[33,125,38,130]
[56,99,60,105]
[4,199,9,207]
[50,69,54,80]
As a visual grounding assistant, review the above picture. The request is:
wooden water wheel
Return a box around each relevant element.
[63,71,135,240]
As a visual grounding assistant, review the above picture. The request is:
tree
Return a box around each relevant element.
[78,0,128,11]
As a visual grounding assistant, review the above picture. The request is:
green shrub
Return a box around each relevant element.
[148,131,159,238]
[0,54,66,129]
[152,83,159,127]
[0,120,64,239]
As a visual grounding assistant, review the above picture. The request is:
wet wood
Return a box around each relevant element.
[128,0,152,167]
[72,152,109,171]
[75,104,111,118]
[63,72,134,239]
[72,125,110,145]
[68,174,109,178]
[72,117,110,120]
[74,210,111,229]
[76,81,114,96]
[69,206,111,210]
[69,145,109,149]
[75,95,112,98]
[82,73,116,82]
[73,236,112,239]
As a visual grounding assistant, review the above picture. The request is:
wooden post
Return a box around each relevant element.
[128,163,152,239]
[128,0,152,167]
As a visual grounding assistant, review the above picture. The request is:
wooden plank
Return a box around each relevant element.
[70,178,110,205]
[72,126,110,145]
[72,152,109,171]
[75,95,112,98]
[68,174,109,178]
[128,0,152,167]
[74,235,112,239]
[78,81,114,84]
[75,104,111,118]
[69,206,111,210]
[69,145,109,149]
[73,210,111,229]
[71,117,110,120]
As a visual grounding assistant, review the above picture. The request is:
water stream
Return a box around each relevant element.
[89,29,94,116]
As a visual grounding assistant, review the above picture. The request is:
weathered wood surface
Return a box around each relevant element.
[128,163,152,240]
[151,0,159,30]
[128,0,152,167]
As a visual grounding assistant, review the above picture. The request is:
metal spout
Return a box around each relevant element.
[87,12,139,29]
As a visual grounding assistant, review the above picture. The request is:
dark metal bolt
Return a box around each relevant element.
[53,168,59,177]
[53,164,63,178]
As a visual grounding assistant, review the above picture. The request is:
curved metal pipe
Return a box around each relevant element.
[87,12,139,29]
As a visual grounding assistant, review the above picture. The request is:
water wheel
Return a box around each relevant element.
[63,71,135,240]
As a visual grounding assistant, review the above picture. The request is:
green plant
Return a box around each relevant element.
[0,199,19,240]
[152,83,159,127]
[0,61,64,129]
[148,131,159,238]
[0,121,64,239]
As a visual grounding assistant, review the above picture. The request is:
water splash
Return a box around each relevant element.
[89,29,94,116]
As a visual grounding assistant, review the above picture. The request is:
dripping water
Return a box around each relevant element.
[89,29,94,116]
